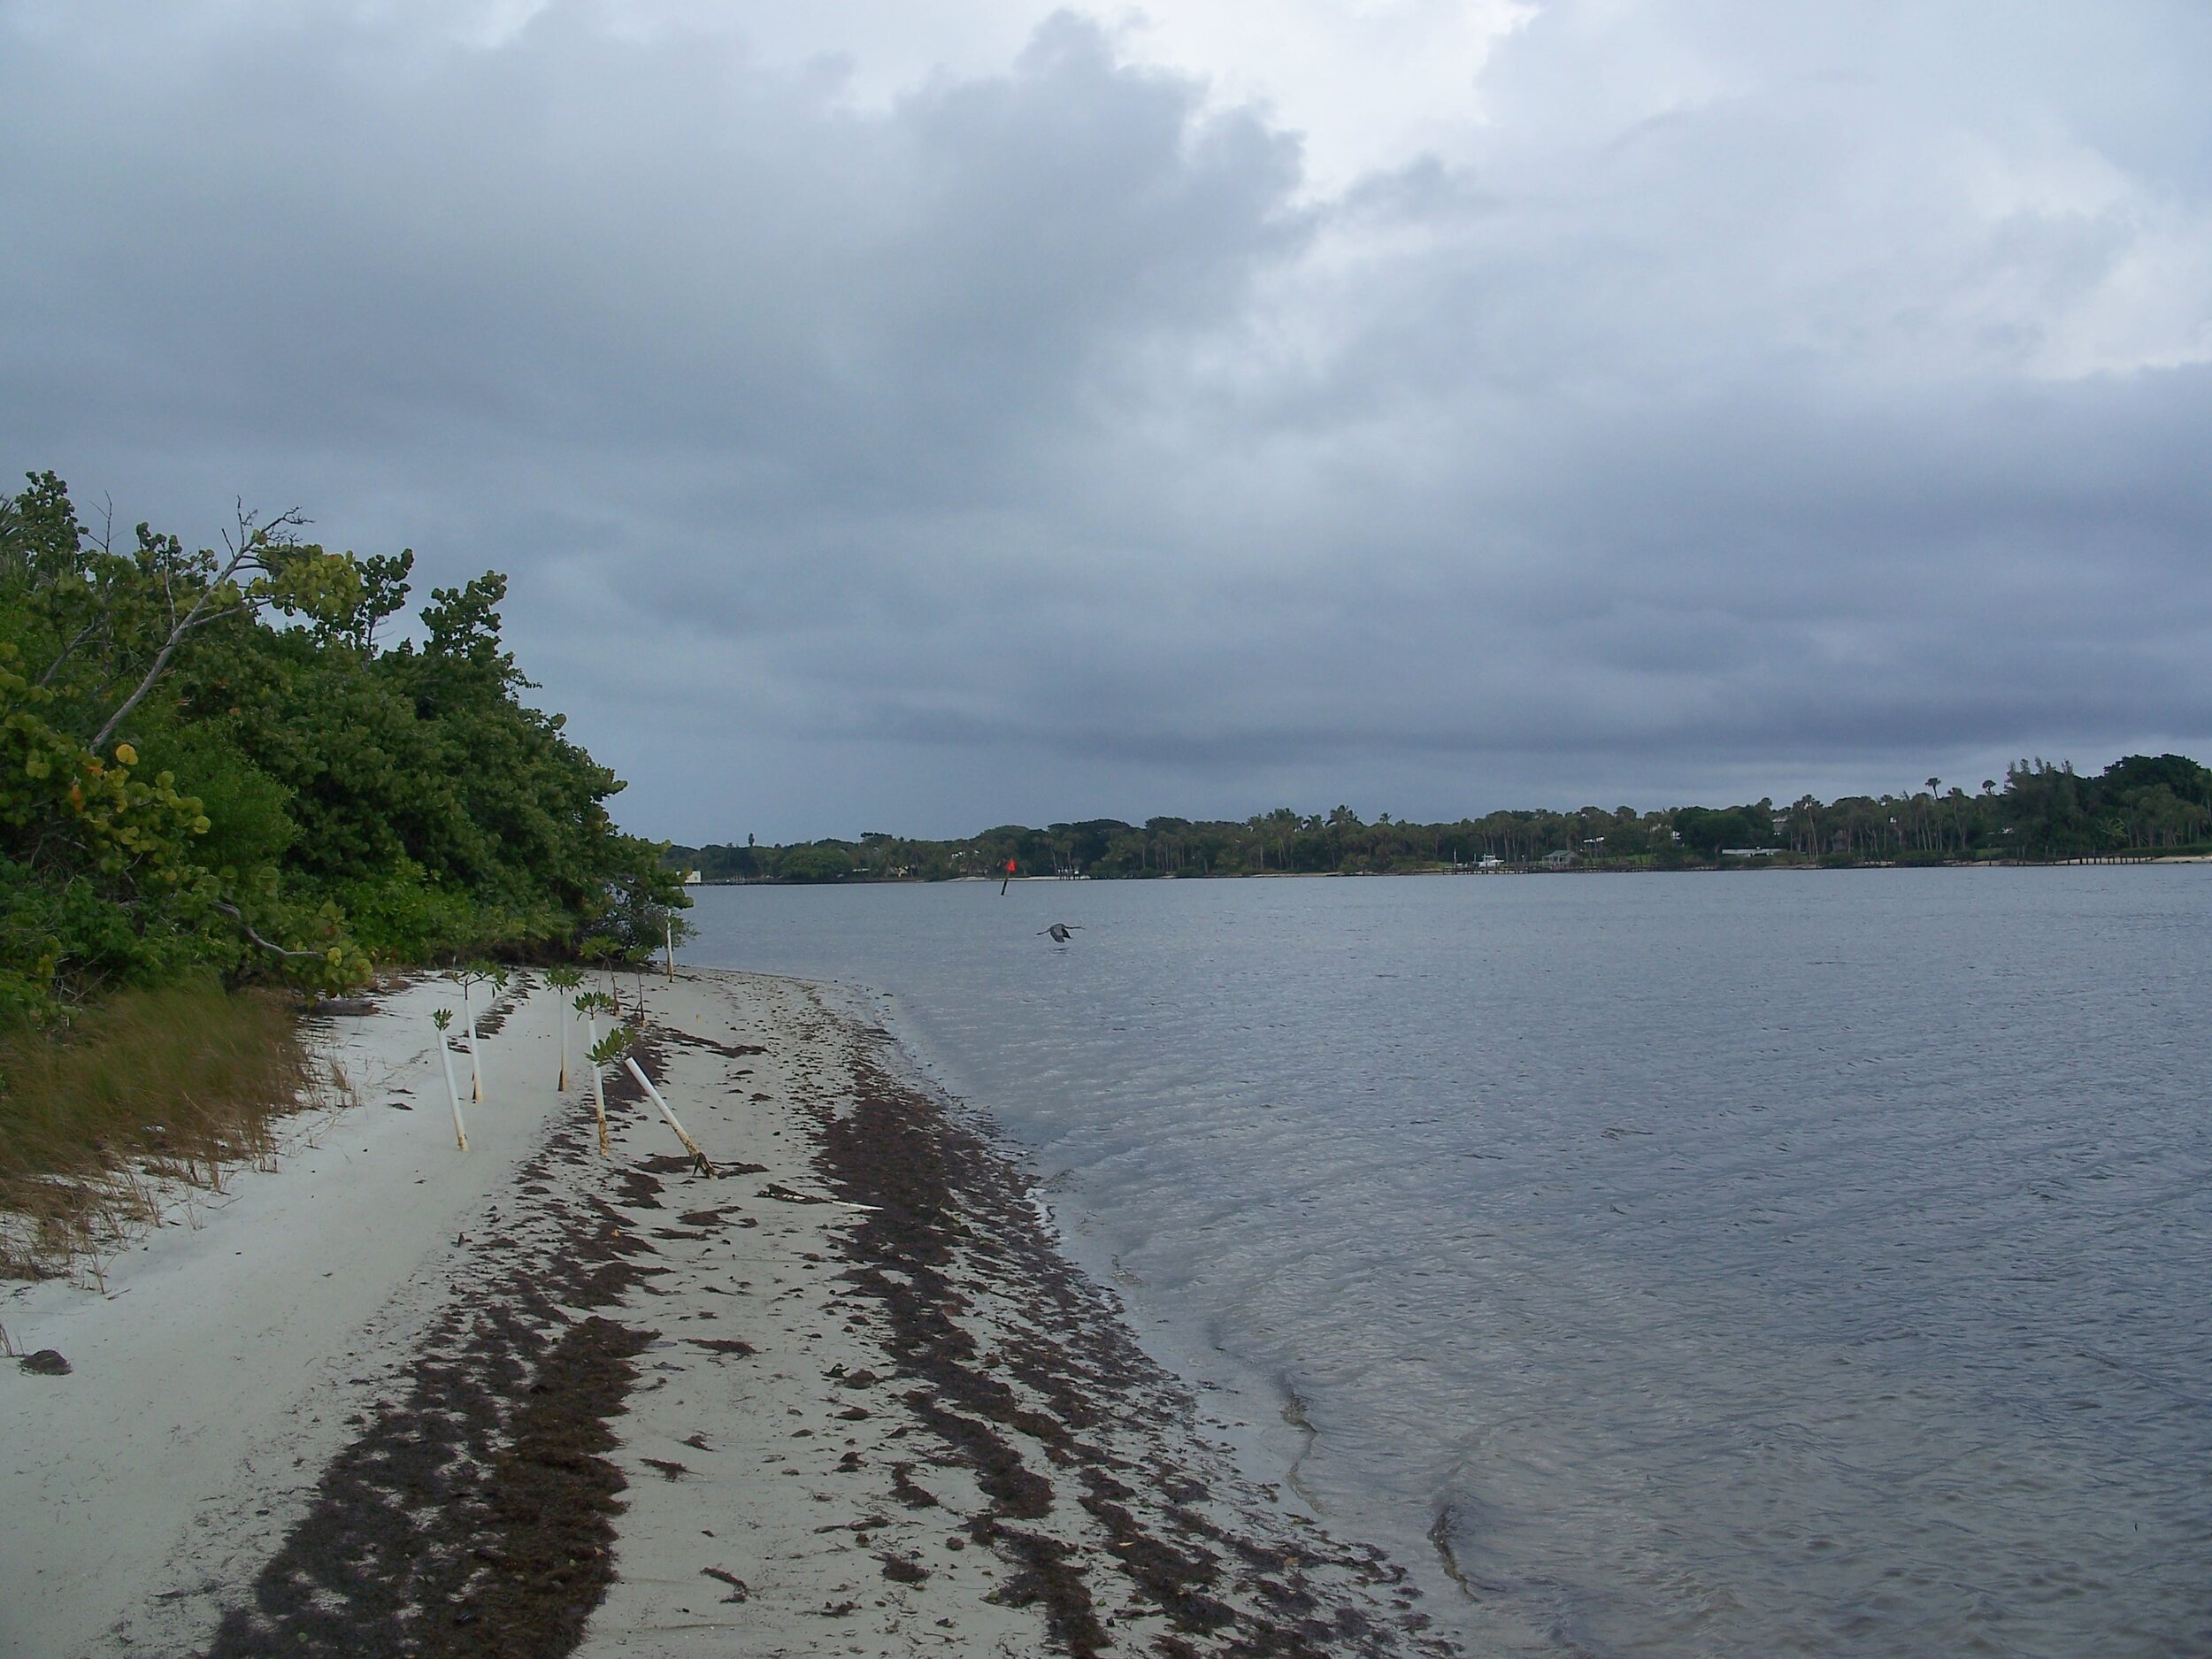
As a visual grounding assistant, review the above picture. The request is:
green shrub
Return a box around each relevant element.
[326,859,482,961]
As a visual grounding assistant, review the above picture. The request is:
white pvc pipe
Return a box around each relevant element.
[557,996,571,1093]
[624,1056,714,1175]
[436,1020,468,1151]
[585,1010,610,1156]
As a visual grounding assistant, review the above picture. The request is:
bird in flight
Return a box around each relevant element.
[1040,923,1081,943]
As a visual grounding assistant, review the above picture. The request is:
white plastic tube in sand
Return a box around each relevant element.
[583,1009,610,1155]
[588,1061,611,1156]
[434,1018,468,1151]
[624,1056,715,1175]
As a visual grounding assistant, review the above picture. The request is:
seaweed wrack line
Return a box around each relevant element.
[5,968,1462,1659]
[803,976,1462,1657]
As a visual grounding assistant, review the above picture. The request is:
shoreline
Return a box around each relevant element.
[695,852,2212,887]
[2,968,1459,1657]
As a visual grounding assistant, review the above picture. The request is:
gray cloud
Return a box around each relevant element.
[3,0,2208,839]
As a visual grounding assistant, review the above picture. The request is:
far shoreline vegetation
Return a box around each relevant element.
[672,753,2212,885]
[0,470,685,1233]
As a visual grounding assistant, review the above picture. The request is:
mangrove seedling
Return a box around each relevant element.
[546,964,583,1090]
[584,1022,632,1158]
[430,1009,468,1151]
[442,961,505,1103]
[576,987,618,1060]
[576,986,618,1145]
[440,966,484,1102]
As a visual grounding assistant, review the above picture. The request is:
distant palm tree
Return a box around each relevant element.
[1926,778,1943,852]
[1793,794,1820,855]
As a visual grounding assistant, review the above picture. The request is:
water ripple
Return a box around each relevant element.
[690,869,2212,1657]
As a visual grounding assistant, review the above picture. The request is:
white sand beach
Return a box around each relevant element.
[2,969,1455,1658]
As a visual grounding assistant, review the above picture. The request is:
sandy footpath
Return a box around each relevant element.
[3,969,1458,1658]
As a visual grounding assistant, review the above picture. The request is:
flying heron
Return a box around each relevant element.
[1040,923,1081,943]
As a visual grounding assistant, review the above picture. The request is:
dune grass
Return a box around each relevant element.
[0,979,313,1277]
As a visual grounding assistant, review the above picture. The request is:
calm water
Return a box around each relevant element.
[685,870,2212,1657]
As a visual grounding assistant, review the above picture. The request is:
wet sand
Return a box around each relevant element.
[2,969,1458,1657]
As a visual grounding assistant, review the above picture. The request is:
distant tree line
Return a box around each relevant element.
[672,753,2212,886]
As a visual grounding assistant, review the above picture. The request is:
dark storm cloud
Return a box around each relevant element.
[3,1,2208,838]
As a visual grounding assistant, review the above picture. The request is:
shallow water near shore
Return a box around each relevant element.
[686,868,2212,1657]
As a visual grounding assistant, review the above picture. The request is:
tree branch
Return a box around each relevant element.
[35,618,104,688]
[88,598,234,751]
[88,548,255,750]
[209,901,328,963]
[88,502,310,752]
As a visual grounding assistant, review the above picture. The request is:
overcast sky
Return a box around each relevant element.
[4,1,2208,841]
